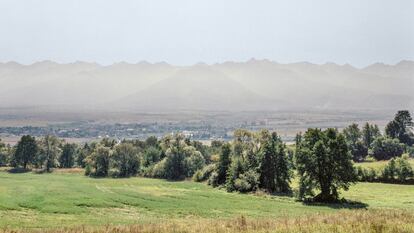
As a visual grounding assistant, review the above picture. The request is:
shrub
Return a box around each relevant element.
[84,164,92,176]
[407,147,414,158]
[184,150,205,177]
[395,156,414,182]
[356,167,377,182]
[193,164,215,182]
[370,137,405,160]
[234,178,251,193]
[226,158,245,192]
[234,170,259,193]
[141,147,162,167]
[207,171,220,187]
[192,170,203,182]
[140,165,155,177]
[381,158,397,181]
[366,168,378,182]
[380,156,414,183]
[151,158,167,178]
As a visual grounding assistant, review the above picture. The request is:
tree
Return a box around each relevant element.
[141,146,162,167]
[59,143,77,168]
[145,136,158,148]
[184,146,205,177]
[362,123,381,149]
[148,134,204,180]
[77,143,90,168]
[190,140,210,163]
[385,110,414,146]
[112,143,140,177]
[13,135,38,169]
[210,140,224,155]
[0,139,8,166]
[371,124,381,139]
[258,131,276,192]
[395,156,414,182]
[343,124,367,161]
[38,135,61,172]
[86,146,111,177]
[296,128,355,202]
[216,143,231,185]
[382,158,397,181]
[225,157,245,192]
[274,138,291,193]
[370,137,405,160]
[163,134,187,180]
[343,124,361,146]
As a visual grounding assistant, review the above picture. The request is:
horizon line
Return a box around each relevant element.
[1,58,413,70]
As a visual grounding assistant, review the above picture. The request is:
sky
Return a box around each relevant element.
[0,0,413,67]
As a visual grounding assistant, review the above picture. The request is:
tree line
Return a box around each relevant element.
[342,110,413,162]
[0,110,413,203]
[356,155,414,184]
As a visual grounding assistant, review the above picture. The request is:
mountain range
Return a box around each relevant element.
[0,59,413,112]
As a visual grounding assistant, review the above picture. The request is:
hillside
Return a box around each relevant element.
[0,60,413,111]
[118,65,279,111]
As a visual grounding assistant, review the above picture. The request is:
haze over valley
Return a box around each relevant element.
[1,59,413,112]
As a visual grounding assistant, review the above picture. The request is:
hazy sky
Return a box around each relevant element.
[0,0,413,67]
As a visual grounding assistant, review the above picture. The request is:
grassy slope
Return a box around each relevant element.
[0,171,413,229]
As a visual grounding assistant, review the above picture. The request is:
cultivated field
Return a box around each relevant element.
[0,170,413,232]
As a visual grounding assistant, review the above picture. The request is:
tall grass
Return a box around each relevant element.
[2,209,413,233]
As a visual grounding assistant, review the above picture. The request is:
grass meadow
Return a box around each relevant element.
[0,168,413,232]
[356,157,414,171]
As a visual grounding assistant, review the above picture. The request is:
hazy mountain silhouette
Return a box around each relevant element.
[0,60,412,111]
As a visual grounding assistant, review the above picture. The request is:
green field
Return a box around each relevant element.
[0,170,413,231]
[356,157,414,171]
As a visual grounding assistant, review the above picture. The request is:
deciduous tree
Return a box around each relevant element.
[59,143,77,168]
[13,135,38,169]
[296,128,355,202]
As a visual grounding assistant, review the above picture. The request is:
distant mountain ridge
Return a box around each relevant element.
[0,60,413,111]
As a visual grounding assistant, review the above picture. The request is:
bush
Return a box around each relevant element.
[141,147,162,167]
[234,170,259,193]
[225,158,245,192]
[151,158,167,178]
[192,170,203,182]
[381,156,414,183]
[395,156,414,182]
[407,147,414,158]
[350,141,368,162]
[356,167,377,182]
[370,137,405,160]
[84,164,92,176]
[143,135,205,180]
[184,151,205,177]
[207,171,220,187]
[381,158,397,181]
[140,164,155,177]
[234,178,251,192]
[193,164,215,182]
